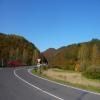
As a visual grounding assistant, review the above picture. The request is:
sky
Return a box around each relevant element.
[0,0,100,51]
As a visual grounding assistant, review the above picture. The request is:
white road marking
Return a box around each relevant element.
[28,68,100,96]
[14,68,64,100]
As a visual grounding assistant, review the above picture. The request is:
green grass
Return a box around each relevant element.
[52,68,77,73]
[32,69,100,93]
[32,69,41,75]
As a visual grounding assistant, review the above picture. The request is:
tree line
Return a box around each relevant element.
[0,33,41,67]
[45,39,100,71]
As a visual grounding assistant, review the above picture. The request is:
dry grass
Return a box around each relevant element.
[43,68,100,87]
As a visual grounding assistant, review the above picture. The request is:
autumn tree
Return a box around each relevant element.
[22,48,28,64]
[92,44,100,66]
[0,33,43,67]
[78,44,89,71]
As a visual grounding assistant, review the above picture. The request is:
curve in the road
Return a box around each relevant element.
[14,68,64,100]
[14,67,100,100]
[28,68,100,96]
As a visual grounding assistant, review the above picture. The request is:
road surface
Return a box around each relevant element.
[0,67,100,100]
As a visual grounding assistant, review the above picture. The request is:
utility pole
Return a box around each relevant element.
[2,58,4,67]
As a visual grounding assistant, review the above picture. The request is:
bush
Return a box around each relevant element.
[42,65,48,70]
[51,65,75,70]
[83,66,100,79]
[65,65,75,70]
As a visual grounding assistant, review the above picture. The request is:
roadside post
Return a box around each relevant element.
[34,66,38,72]
[37,58,42,74]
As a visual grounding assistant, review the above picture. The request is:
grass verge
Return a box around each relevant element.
[32,68,100,93]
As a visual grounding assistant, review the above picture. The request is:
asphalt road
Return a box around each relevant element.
[0,67,100,100]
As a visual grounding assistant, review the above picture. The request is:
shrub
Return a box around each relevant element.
[65,65,75,70]
[42,65,48,70]
[83,66,100,79]
[51,65,75,71]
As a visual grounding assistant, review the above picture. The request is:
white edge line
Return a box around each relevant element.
[28,68,100,96]
[14,69,64,100]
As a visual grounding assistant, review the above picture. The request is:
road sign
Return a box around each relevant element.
[37,58,41,63]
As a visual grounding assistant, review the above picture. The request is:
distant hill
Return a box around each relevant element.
[0,33,43,67]
[43,39,100,71]
[42,48,56,61]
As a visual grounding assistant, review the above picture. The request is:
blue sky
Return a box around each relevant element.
[0,0,100,51]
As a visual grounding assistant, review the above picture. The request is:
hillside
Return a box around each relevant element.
[0,33,42,67]
[43,39,100,71]
[42,48,57,61]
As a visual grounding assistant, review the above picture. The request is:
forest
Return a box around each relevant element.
[0,33,42,67]
[43,39,100,79]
